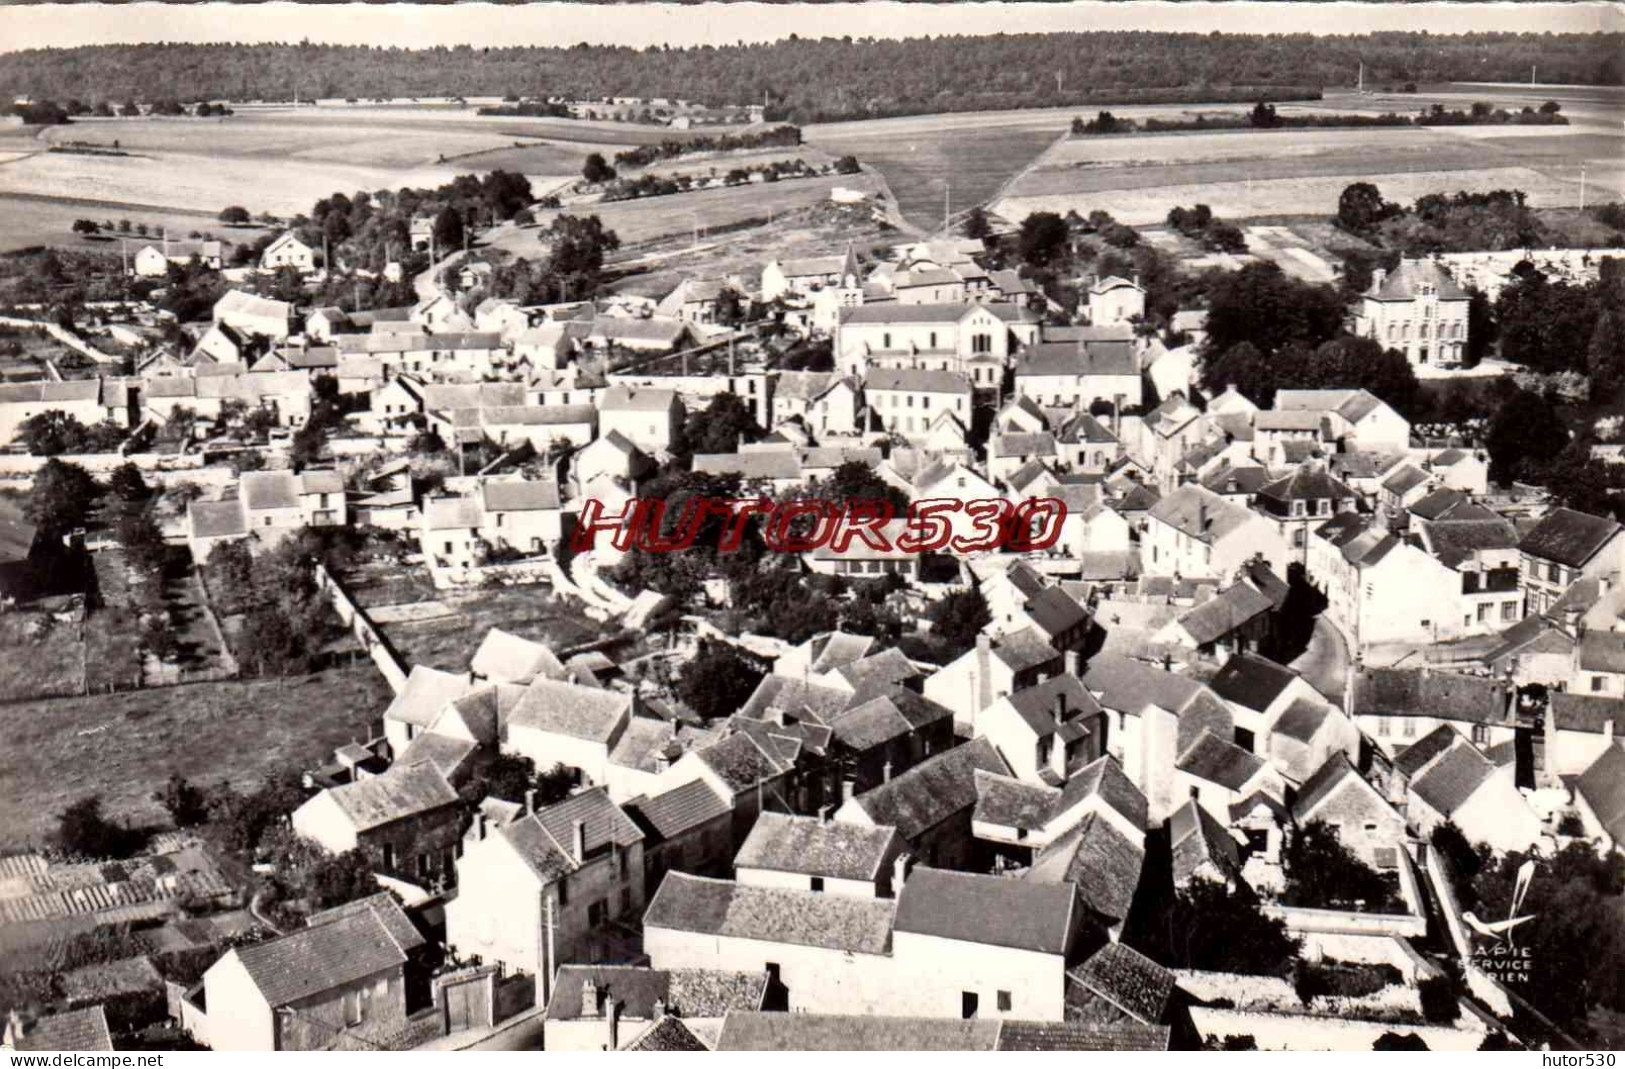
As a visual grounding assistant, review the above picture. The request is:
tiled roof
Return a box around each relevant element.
[847,737,1009,840]
[834,647,921,691]
[1023,586,1091,638]
[1258,466,1355,506]
[547,964,767,1023]
[695,731,794,794]
[1518,507,1622,568]
[644,873,895,954]
[735,811,898,882]
[326,762,458,831]
[717,1012,999,1050]
[1176,729,1265,791]
[1367,258,1469,301]
[187,499,245,540]
[1350,667,1509,726]
[1147,484,1254,545]
[1422,516,1521,567]
[232,908,408,1007]
[973,770,1058,830]
[1271,696,1335,744]
[600,385,678,412]
[863,367,971,395]
[997,1020,1169,1051]
[384,665,474,727]
[470,627,566,684]
[1002,673,1101,740]
[1580,630,1625,674]
[481,478,561,512]
[422,495,484,531]
[1068,940,1175,1026]
[1027,811,1144,922]
[394,732,477,780]
[1209,652,1300,715]
[624,777,732,841]
[1292,754,1366,821]
[624,1016,710,1051]
[7,1006,113,1052]
[1549,692,1625,737]
[895,866,1075,954]
[1170,797,1242,886]
[1175,581,1274,646]
[1576,744,1625,846]
[508,678,632,743]
[1382,464,1433,495]
[241,470,299,511]
[534,785,642,854]
[1058,754,1149,832]
[306,892,425,952]
[1080,653,1208,717]
[1410,739,1493,816]
[1393,724,1462,778]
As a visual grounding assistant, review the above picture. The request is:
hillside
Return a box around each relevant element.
[0,32,1620,124]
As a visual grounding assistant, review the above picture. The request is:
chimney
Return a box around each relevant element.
[818,803,833,825]
[891,852,910,893]
[581,979,599,1018]
[1054,688,1068,726]
[653,998,667,1021]
[572,819,587,863]
[1064,647,1080,675]
[609,999,621,1050]
[975,633,993,713]
[525,788,537,815]
[1198,500,1209,532]
[841,777,855,804]
[882,759,894,783]
[1372,268,1388,291]
[475,812,487,841]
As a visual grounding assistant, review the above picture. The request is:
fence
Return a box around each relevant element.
[314,562,409,694]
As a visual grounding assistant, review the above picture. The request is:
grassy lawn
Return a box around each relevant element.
[0,666,393,851]
[0,614,83,700]
[388,587,603,673]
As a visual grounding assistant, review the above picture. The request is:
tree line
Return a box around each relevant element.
[0,32,1617,123]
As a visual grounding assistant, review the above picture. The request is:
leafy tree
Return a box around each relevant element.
[1203,261,1347,357]
[962,205,992,242]
[26,457,98,537]
[1587,307,1625,403]
[1485,387,1569,486]
[1199,340,1278,407]
[678,391,763,459]
[107,462,149,504]
[306,848,378,909]
[218,206,251,225]
[925,587,991,657]
[581,152,617,184]
[117,507,168,577]
[1464,287,1497,368]
[1337,181,1396,232]
[1017,211,1070,268]
[461,752,574,808]
[153,775,208,828]
[543,213,621,293]
[833,155,861,175]
[1373,1033,1429,1051]
[677,639,763,721]
[1249,100,1279,128]
[1496,274,1599,374]
[1283,820,1400,910]
[1418,976,1461,1023]
[1156,879,1300,975]
[432,205,464,253]
[71,219,101,236]
[57,795,135,858]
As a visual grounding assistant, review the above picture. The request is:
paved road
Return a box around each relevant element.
[1291,614,1351,705]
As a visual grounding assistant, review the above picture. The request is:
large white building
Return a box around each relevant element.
[1351,259,1470,368]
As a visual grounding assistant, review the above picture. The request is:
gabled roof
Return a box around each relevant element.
[1549,692,1625,737]
[1349,667,1510,726]
[1068,941,1175,1026]
[1176,729,1266,791]
[546,964,768,1023]
[1393,724,1463,778]
[1146,484,1254,545]
[624,778,732,841]
[187,499,246,540]
[1175,581,1274,646]
[863,367,971,395]
[1080,653,1216,719]
[325,762,459,832]
[1170,797,1242,886]
[1576,744,1625,846]
[385,665,474,727]
[1209,652,1300,714]
[847,737,1009,840]
[1271,696,1335,744]
[717,1012,998,1051]
[508,678,632,743]
[231,906,409,1008]
[693,731,795,794]
[644,873,895,954]
[470,628,566,685]
[735,812,898,882]
[1579,630,1625,674]
[1002,673,1102,740]
[1257,466,1355,506]
[1026,811,1144,922]
[481,478,561,513]
[1293,753,1388,824]
[1410,738,1494,816]
[306,891,425,953]
[894,866,1075,954]
[600,385,679,412]
[1421,516,1521,568]
[6,1007,114,1052]
[1366,257,1469,301]
[1519,507,1622,568]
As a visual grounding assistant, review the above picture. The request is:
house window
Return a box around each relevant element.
[619,887,632,916]
[345,989,364,1026]
[1293,529,1306,549]
[588,900,607,927]
[1503,601,1519,621]
[1471,724,1489,745]
[1363,822,1379,834]
[557,880,568,907]
[381,844,396,870]
[1293,501,1305,517]
[1594,676,1606,693]
[1477,603,1491,623]
[810,876,825,893]
[1548,563,1561,584]
[1376,717,1390,737]
[418,853,431,877]
[962,992,979,1019]
[997,991,1013,1013]
[1403,719,1417,738]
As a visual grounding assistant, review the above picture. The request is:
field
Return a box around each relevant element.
[0,193,272,254]
[991,109,1624,225]
[495,169,883,251]
[380,586,606,673]
[0,667,392,851]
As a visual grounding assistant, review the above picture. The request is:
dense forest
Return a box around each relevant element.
[0,32,1618,123]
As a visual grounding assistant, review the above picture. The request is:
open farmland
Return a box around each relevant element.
[991,115,1622,225]
[495,170,883,251]
[0,192,271,254]
[0,667,392,851]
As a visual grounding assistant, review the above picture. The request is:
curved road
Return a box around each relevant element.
[1290,614,1351,705]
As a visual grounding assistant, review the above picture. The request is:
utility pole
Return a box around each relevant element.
[1531,65,1537,86]
[1580,165,1587,211]
[1357,62,1363,93]
[943,181,950,235]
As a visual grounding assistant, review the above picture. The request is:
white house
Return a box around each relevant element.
[863,368,972,443]
[1085,275,1145,326]
[1141,484,1289,580]
[734,811,904,898]
[213,290,295,340]
[260,232,318,273]
[1351,259,1471,369]
[598,387,684,453]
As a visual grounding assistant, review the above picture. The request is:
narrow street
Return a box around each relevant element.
[1290,614,1351,705]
